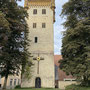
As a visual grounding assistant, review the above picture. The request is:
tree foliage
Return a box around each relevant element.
[59,0,90,86]
[0,11,10,48]
[0,0,31,89]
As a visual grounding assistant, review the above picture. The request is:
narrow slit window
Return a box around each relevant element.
[35,37,38,43]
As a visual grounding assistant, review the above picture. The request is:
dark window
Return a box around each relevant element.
[33,9,37,14]
[42,9,46,14]
[42,23,46,28]
[10,79,13,86]
[14,79,17,86]
[72,80,76,81]
[35,37,38,43]
[0,84,1,88]
[33,23,37,28]
[18,79,20,85]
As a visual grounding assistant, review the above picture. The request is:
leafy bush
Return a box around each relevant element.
[15,85,21,89]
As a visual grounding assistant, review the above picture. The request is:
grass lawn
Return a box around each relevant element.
[65,84,90,90]
[14,88,61,90]
[11,86,90,90]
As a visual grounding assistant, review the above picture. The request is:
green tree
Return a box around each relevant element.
[0,0,31,89]
[59,0,90,86]
[0,11,10,48]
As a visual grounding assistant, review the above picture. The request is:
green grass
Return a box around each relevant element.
[13,88,61,90]
[65,84,90,90]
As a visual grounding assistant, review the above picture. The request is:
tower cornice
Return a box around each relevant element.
[24,0,55,7]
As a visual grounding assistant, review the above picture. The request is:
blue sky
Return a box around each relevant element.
[17,0,68,55]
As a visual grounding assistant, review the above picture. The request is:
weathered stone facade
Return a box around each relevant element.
[21,0,55,88]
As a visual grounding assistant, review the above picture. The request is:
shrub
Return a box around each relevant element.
[15,85,21,89]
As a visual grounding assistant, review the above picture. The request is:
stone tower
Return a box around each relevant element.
[22,0,55,88]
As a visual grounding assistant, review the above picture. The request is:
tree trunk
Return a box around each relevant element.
[2,75,8,90]
[82,75,89,86]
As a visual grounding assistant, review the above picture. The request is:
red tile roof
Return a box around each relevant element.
[54,55,74,81]
[54,55,62,66]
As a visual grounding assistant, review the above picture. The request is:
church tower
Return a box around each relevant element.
[22,0,55,88]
